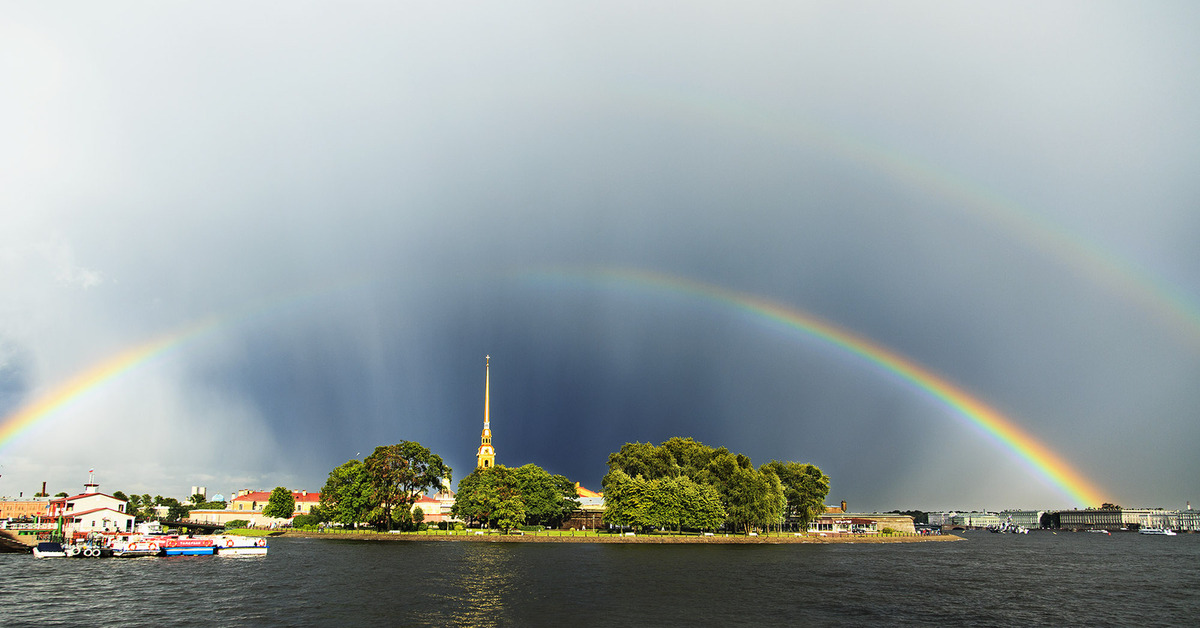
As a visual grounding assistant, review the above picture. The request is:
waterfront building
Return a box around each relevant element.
[999,510,1044,528]
[926,512,957,526]
[477,355,496,469]
[188,489,321,527]
[1178,504,1199,532]
[44,472,134,534]
[808,513,916,535]
[950,512,1002,528]
[1056,507,1175,530]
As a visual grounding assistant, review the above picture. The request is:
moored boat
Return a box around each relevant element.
[1139,527,1177,536]
[161,537,218,556]
[33,542,67,558]
[213,535,269,556]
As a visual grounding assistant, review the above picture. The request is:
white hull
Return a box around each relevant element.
[217,546,269,556]
[1139,528,1177,536]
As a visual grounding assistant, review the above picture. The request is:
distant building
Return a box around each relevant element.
[809,513,915,534]
[1056,507,1174,530]
[951,512,1002,528]
[188,489,320,527]
[561,484,604,530]
[0,499,50,520]
[999,510,1044,528]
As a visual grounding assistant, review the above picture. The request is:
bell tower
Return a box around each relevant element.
[476,355,496,469]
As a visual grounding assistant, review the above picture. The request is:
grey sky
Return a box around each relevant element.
[2,2,1198,511]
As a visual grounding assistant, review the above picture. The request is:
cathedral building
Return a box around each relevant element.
[476,355,495,469]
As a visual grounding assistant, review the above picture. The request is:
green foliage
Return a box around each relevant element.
[602,471,726,532]
[225,519,250,529]
[189,493,207,506]
[262,487,296,519]
[452,465,528,531]
[292,514,321,527]
[510,464,579,527]
[761,460,831,528]
[453,463,578,528]
[363,441,451,531]
[454,523,465,531]
[412,506,425,525]
[319,459,373,528]
[417,523,429,532]
[112,491,129,501]
[53,491,67,498]
[604,437,820,534]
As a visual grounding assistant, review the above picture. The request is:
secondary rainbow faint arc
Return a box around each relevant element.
[569,85,1200,349]
[0,318,219,451]
[533,268,1106,507]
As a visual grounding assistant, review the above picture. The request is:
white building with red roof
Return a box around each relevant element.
[45,472,135,535]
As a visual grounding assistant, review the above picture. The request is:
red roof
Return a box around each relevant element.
[231,491,320,503]
[68,506,133,518]
[51,492,126,505]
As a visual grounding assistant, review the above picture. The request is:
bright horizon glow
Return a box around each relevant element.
[529,267,1107,508]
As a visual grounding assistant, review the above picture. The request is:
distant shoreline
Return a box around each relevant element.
[278,530,963,544]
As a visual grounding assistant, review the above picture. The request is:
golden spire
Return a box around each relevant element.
[477,355,495,469]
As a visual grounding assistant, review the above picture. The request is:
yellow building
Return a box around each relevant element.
[476,355,496,469]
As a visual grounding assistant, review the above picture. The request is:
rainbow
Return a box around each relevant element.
[0,280,369,453]
[0,318,218,451]
[528,268,1106,507]
[574,85,1200,348]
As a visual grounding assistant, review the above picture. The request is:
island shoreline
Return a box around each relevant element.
[277,530,963,544]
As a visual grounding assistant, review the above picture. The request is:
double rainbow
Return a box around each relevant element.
[529,268,1106,507]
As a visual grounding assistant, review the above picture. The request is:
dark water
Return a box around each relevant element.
[2,531,1198,627]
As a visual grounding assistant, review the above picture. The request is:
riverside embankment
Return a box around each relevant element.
[278,529,961,544]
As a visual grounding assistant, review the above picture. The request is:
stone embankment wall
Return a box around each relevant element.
[281,530,961,544]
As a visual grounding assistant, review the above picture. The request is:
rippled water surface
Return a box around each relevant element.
[2,531,1198,626]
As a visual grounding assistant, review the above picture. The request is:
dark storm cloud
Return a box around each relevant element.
[2,2,1198,509]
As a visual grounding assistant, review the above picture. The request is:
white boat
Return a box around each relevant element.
[213,535,269,556]
[112,537,164,557]
[1139,527,1177,536]
[1087,529,1111,535]
[32,542,67,558]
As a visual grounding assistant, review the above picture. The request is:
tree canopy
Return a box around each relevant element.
[318,459,374,528]
[262,487,295,519]
[361,441,451,530]
[452,463,578,531]
[603,437,828,534]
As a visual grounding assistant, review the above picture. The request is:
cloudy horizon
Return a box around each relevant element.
[3,2,1199,512]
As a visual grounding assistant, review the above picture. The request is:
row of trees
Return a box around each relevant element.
[111,491,202,521]
[602,437,829,534]
[317,441,451,530]
[451,464,580,532]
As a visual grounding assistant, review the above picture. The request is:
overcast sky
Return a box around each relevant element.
[2,2,1198,511]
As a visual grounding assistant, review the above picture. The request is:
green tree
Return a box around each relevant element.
[761,460,831,529]
[412,506,425,526]
[600,469,648,531]
[364,441,451,531]
[510,464,580,527]
[319,459,373,528]
[52,491,67,498]
[112,490,129,502]
[726,467,785,534]
[262,487,296,519]
[189,493,207,507]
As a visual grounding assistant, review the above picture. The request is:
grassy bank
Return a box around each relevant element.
[277,528,961,544]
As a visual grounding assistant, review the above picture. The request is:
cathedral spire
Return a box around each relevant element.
[477,355,495,469]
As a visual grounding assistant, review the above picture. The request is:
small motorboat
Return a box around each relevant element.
[33,542,67,558]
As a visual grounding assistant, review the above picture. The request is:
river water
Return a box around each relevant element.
[2,531,1198,626]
